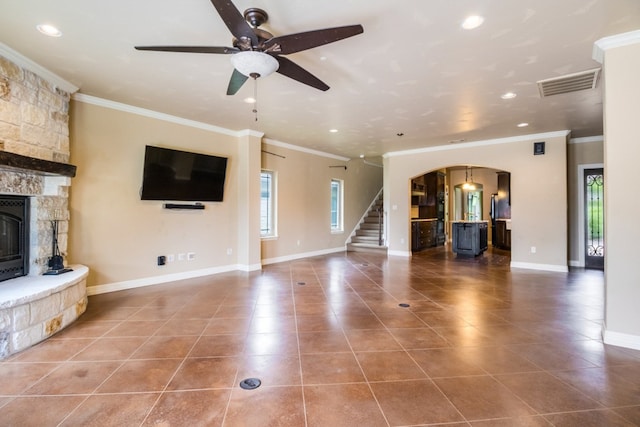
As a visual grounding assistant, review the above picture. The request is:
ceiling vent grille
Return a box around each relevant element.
[537,68,600,97]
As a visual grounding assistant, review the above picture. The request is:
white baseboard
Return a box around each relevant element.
[388,250,411,257]
[261,246,345,265]
[510,261,569,273]
[602,324,640,351]
[88,248,347,296]
[87,264,246,296]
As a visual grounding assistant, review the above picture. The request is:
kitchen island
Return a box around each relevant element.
[452,221,488,257]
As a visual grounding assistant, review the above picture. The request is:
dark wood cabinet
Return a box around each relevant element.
[495,220,511,249]
[413,171,445,247]
[452,221,488,256]
[412,220,437,252]
[496,172,511,219]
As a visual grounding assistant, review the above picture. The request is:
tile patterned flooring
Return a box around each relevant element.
[2,247,640,426]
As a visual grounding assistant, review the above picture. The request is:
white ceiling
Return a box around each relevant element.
[1,0,639,159]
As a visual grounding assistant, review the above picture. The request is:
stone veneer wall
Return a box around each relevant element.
[0,54,87,358]
[0,266,88,358]
[0,54,72,274]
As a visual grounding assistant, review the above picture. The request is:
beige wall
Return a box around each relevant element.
[567,138,604,265]
[69,100,241,288]
[384,132,569,270]
[600,38,640,344]
[69,99,382,289]
[261,141,383,262]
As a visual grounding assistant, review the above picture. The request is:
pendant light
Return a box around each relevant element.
[463,167,476,190]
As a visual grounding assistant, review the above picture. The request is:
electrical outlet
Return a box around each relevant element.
[167,254,175,262]
[178,253,186,261]
[187,252,195,261]
[226,248,233,255]
[531,246,537,254]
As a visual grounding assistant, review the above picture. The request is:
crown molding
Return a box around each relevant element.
[384,130,570,158]
[237,129,265,139]
[263,138,350,162]
[0,42,78,93]
[73,93,240,137]
[593,29,640,64]
[569,135,603,144]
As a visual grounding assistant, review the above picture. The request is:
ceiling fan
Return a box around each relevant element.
[135,0,364,95]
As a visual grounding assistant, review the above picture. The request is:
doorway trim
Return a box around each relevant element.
[576,162,604,268]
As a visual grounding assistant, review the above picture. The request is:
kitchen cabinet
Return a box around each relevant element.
[496,172,511,219]
[412,219,437,252]
[452,221,488,256]
[495,219,511,249]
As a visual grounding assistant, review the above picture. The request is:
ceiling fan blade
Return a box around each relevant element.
[275,56,329,91]
[135,46,239,54]
[263,25,363,55]
[227,68,249,95]
[210,0,258,46]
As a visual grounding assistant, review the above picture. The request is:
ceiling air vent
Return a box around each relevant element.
[537,68,600,97]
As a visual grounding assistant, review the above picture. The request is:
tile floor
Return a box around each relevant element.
[2,247,640,426]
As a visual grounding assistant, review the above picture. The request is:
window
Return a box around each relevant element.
[331,179,343,232]
[261,170,276,237]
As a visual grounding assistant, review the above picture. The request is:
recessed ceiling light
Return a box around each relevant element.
[36,24,62,37]
[462,15,484,30]
[501,92,517,99]
[517,122,529,128]
[359,154,365,158]
[243,97,256,104]
[329,129,338,133]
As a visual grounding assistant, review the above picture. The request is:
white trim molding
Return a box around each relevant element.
[510,262,569,273]
[87,264,243,296]
[384,130,570,158]
[263,138,350,162]
[569,136,603,145]
[0,42,79,93]
[388,250,412,257]
[261,247,346,266]
[73,93,240,137]
[593,29,640,63]
[602,324,640,351]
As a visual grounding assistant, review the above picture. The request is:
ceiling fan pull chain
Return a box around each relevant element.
[252,74,258,121]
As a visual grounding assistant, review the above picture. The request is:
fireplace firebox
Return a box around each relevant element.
[0,195,29,282]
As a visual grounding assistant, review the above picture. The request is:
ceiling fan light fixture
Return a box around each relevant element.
[231,51,279,78]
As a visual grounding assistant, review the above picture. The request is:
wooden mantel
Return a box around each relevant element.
[0,151,76,177]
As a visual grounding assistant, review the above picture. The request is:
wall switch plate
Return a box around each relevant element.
[187,252,195,261]
[178,253,185,261]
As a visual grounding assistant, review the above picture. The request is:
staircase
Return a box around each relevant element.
[347,192,387,253]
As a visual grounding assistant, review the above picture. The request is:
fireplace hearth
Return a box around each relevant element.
[0,195,29,282]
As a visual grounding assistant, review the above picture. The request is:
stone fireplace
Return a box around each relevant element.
[0,53,88,358]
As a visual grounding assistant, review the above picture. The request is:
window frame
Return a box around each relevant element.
[330,178,344,233]
[260,170,277,238]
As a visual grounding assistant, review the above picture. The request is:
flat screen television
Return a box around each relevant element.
[140,145,228,202]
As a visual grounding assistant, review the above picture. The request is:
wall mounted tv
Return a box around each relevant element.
[140,145,228,202]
